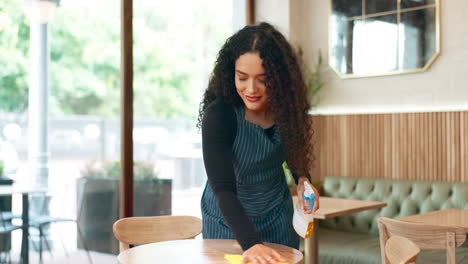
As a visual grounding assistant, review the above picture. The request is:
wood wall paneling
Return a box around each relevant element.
[311,112,467,183]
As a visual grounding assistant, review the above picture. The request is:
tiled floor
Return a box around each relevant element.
[5,249,115,264]
[5,223,117,264]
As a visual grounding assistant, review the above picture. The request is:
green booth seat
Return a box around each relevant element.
[315,176,468,264]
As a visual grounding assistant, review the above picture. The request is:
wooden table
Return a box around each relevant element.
[399,209,468,232]
[117,239,303,264]
[0,185,47,264]
[293,196,387,264]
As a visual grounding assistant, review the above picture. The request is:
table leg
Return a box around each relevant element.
[304,219,319,264]
[20,193,29,264]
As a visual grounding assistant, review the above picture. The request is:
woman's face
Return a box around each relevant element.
[234,52,268,113]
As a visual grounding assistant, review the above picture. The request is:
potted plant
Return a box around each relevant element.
[296,47,327,107]
[76,160,172,254]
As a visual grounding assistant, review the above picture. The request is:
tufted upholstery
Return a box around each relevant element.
[317,176,468,264]
[321,176,468,236]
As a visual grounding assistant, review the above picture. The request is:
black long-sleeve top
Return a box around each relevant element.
[201,98,298,250]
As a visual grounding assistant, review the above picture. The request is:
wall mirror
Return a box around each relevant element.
[329,0,440,78]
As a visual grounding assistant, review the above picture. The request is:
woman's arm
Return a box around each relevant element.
[202,100,262,250]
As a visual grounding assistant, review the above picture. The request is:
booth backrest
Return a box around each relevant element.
[321,176,468,236]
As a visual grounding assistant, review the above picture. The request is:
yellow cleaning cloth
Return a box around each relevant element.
[224,254,288,264]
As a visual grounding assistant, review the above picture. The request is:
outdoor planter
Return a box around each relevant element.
[76,161,171,254]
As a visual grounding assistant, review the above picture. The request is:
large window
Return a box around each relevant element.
[132,0,233,218]
[0,0,234,262]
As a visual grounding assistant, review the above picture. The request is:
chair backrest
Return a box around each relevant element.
[378,217,466,264]
[113,215,202,252]
[385,235,420,264]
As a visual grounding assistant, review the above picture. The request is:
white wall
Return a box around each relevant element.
[259,0,468,114]
[255,0,290,39]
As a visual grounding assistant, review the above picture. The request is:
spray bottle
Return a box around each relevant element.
[293,181,316,238]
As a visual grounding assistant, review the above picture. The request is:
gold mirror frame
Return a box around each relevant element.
[328,0,440,79]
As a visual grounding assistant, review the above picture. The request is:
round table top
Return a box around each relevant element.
[118,239,303,264]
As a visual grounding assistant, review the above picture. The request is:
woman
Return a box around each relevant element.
[198,22,319,264]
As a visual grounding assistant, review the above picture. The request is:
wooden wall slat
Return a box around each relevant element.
[408,113,414,180]
[455,112,460,182]
[311,111,467,183]
[384,114,391,178]
[354,115,359,177]
[428,113,433,181]
[391,114,398,179]
[423,113,428,181]
[420,113,424,181]
[341,116,347,176]
[446,112,451,181]
[401,114,408,180]
[440,113,446,181]
[464,112,468,182]
[419,113,424,180]
[461,112,466,182]
[435,112,441,181]
[437,113,441,180]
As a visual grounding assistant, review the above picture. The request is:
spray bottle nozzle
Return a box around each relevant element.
[302,181,316,211]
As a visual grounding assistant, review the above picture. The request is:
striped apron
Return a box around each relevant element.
[201,106,299,249]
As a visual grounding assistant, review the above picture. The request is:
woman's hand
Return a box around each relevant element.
[241,244,286,264]
[297,176,320,214]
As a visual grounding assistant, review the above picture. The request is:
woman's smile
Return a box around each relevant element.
[245,95,262,102]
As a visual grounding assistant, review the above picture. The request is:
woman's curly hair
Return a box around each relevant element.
[197,22,314,179]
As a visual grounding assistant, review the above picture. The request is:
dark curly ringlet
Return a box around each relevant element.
[197,22,314,180]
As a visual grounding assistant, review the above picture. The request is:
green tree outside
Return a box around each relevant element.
[0,0,231,118]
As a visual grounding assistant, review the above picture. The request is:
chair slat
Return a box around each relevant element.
[113,215,202,252]
[385,235,420,264]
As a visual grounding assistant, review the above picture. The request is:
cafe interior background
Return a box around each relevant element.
[0,0,467,263]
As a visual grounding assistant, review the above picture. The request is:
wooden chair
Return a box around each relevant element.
[385,235,420,264]
[377,217,467,264]
[113,215,202,252]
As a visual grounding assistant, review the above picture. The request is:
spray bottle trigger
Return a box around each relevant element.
[302,192,316,211]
